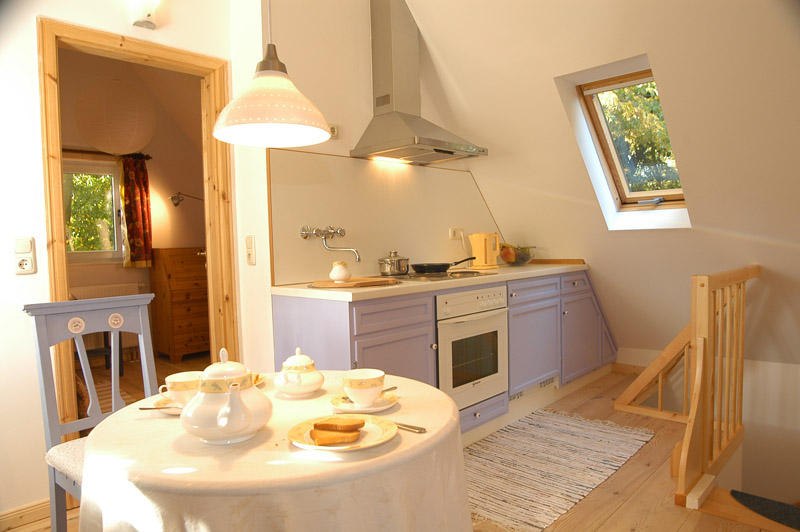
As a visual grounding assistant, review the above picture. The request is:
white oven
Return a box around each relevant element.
[436,285,508,409]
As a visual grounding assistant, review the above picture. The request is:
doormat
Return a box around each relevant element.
[464,409,653,531]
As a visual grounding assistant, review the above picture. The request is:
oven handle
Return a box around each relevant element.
[438,307,507,325]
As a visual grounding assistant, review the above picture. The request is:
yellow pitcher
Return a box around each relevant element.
[468,232,501,269]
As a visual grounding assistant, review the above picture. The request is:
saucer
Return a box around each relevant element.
[330,393,398,414]
[152,396,182,416]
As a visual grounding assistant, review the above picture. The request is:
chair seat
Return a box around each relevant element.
[45,437,86,485]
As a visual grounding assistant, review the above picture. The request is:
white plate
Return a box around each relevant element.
[330,393,398,414]
[152,396,182,416]
[288,414,397,452]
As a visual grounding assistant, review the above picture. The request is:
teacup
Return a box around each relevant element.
[343,368,385,407]
[158,371,202,406]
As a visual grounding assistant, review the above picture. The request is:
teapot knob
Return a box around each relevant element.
[219,347,229,363]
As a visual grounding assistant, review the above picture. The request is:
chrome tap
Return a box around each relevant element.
[300,225,361,262]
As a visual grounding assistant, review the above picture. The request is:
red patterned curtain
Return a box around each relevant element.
[121,154,153,268]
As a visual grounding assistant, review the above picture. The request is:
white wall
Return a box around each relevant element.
[269,150,499,285]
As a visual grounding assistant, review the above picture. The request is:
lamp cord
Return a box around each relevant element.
[262,0,273,48]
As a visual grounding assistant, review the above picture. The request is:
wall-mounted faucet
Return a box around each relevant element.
[300,225,361,262]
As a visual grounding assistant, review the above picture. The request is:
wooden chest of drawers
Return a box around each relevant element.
[150,248,210,363]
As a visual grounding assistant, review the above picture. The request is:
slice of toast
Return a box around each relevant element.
[310,428,361,446]
[313,416,366,432]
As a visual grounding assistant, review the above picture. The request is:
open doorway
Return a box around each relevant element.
[57,48,211,402]
[38,18,240,422]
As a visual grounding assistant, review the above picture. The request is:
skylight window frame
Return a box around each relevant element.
[579,69,684,208]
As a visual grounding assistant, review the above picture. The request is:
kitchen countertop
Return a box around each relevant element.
[270,263,588,302]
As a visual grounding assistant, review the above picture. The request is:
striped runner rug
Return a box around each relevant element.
[465,410,654,531]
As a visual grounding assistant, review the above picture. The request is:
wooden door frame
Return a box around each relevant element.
[37,18,240,421]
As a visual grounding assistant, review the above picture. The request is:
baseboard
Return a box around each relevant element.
[0,500,49,531]
[612,362,644,375]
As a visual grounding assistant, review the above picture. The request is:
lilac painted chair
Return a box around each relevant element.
[23,294,157,532]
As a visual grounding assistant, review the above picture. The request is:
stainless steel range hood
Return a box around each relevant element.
[351,0,487,165]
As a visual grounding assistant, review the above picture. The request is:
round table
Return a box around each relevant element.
[78,372,471,531]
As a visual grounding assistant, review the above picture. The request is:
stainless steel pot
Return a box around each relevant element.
[378,250,409,276]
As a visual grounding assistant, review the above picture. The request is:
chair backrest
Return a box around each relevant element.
[24,294,157,450]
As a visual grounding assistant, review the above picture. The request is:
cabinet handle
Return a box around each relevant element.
[563,310,569,316]
[572,281,579,287]
[430,343,438,350]
[474,411,481,419]
[510,292,517,298]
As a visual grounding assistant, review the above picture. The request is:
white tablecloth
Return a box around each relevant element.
[79,372,471,531]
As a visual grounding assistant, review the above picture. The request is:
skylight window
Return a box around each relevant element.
[579,70,682,207]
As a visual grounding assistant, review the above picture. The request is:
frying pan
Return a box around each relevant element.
[411,256,475,274]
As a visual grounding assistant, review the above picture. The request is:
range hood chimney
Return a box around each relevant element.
[350,0,487,165]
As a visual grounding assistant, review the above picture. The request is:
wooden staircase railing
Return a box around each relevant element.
[615,324,692,423]
[615,265,760,507]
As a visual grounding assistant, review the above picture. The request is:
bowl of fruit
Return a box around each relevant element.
[499,243,535,266]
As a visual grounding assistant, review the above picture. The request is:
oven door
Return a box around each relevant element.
[437,307,508,409]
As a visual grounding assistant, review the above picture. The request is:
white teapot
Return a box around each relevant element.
[274,347,325,397]
[181,348,272,444]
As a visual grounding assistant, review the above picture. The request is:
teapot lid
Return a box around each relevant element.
[203,347,248,378]
[282,347,316,371]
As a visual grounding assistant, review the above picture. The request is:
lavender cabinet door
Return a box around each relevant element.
[561,291,601,384]
[353,322,437,386]
[508,297,561,395]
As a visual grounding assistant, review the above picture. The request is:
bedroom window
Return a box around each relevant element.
[62,158,124,261]
[579,70,683,207]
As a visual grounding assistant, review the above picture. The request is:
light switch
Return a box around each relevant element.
[245,235,256,265]
[16,237,36,275]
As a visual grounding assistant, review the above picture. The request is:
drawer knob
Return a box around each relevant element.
[430,343,438,350]
[474,411,481,419]
[563,310,569,316]
[572,281,579,286]
[510,292,517,298]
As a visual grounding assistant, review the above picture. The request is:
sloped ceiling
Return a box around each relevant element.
[392,0,800,364]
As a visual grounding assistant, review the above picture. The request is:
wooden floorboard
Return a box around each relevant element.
[543,371,755,531]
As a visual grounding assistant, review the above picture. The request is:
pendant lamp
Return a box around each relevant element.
[213,0,331,148]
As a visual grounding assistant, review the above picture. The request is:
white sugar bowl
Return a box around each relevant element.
[181,348,272,444]
[274,347,324,397]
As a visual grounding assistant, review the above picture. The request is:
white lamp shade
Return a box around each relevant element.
[213,71,331,148]
[75,78,156,155]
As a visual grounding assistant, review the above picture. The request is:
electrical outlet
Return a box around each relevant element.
[15,237,36,275]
